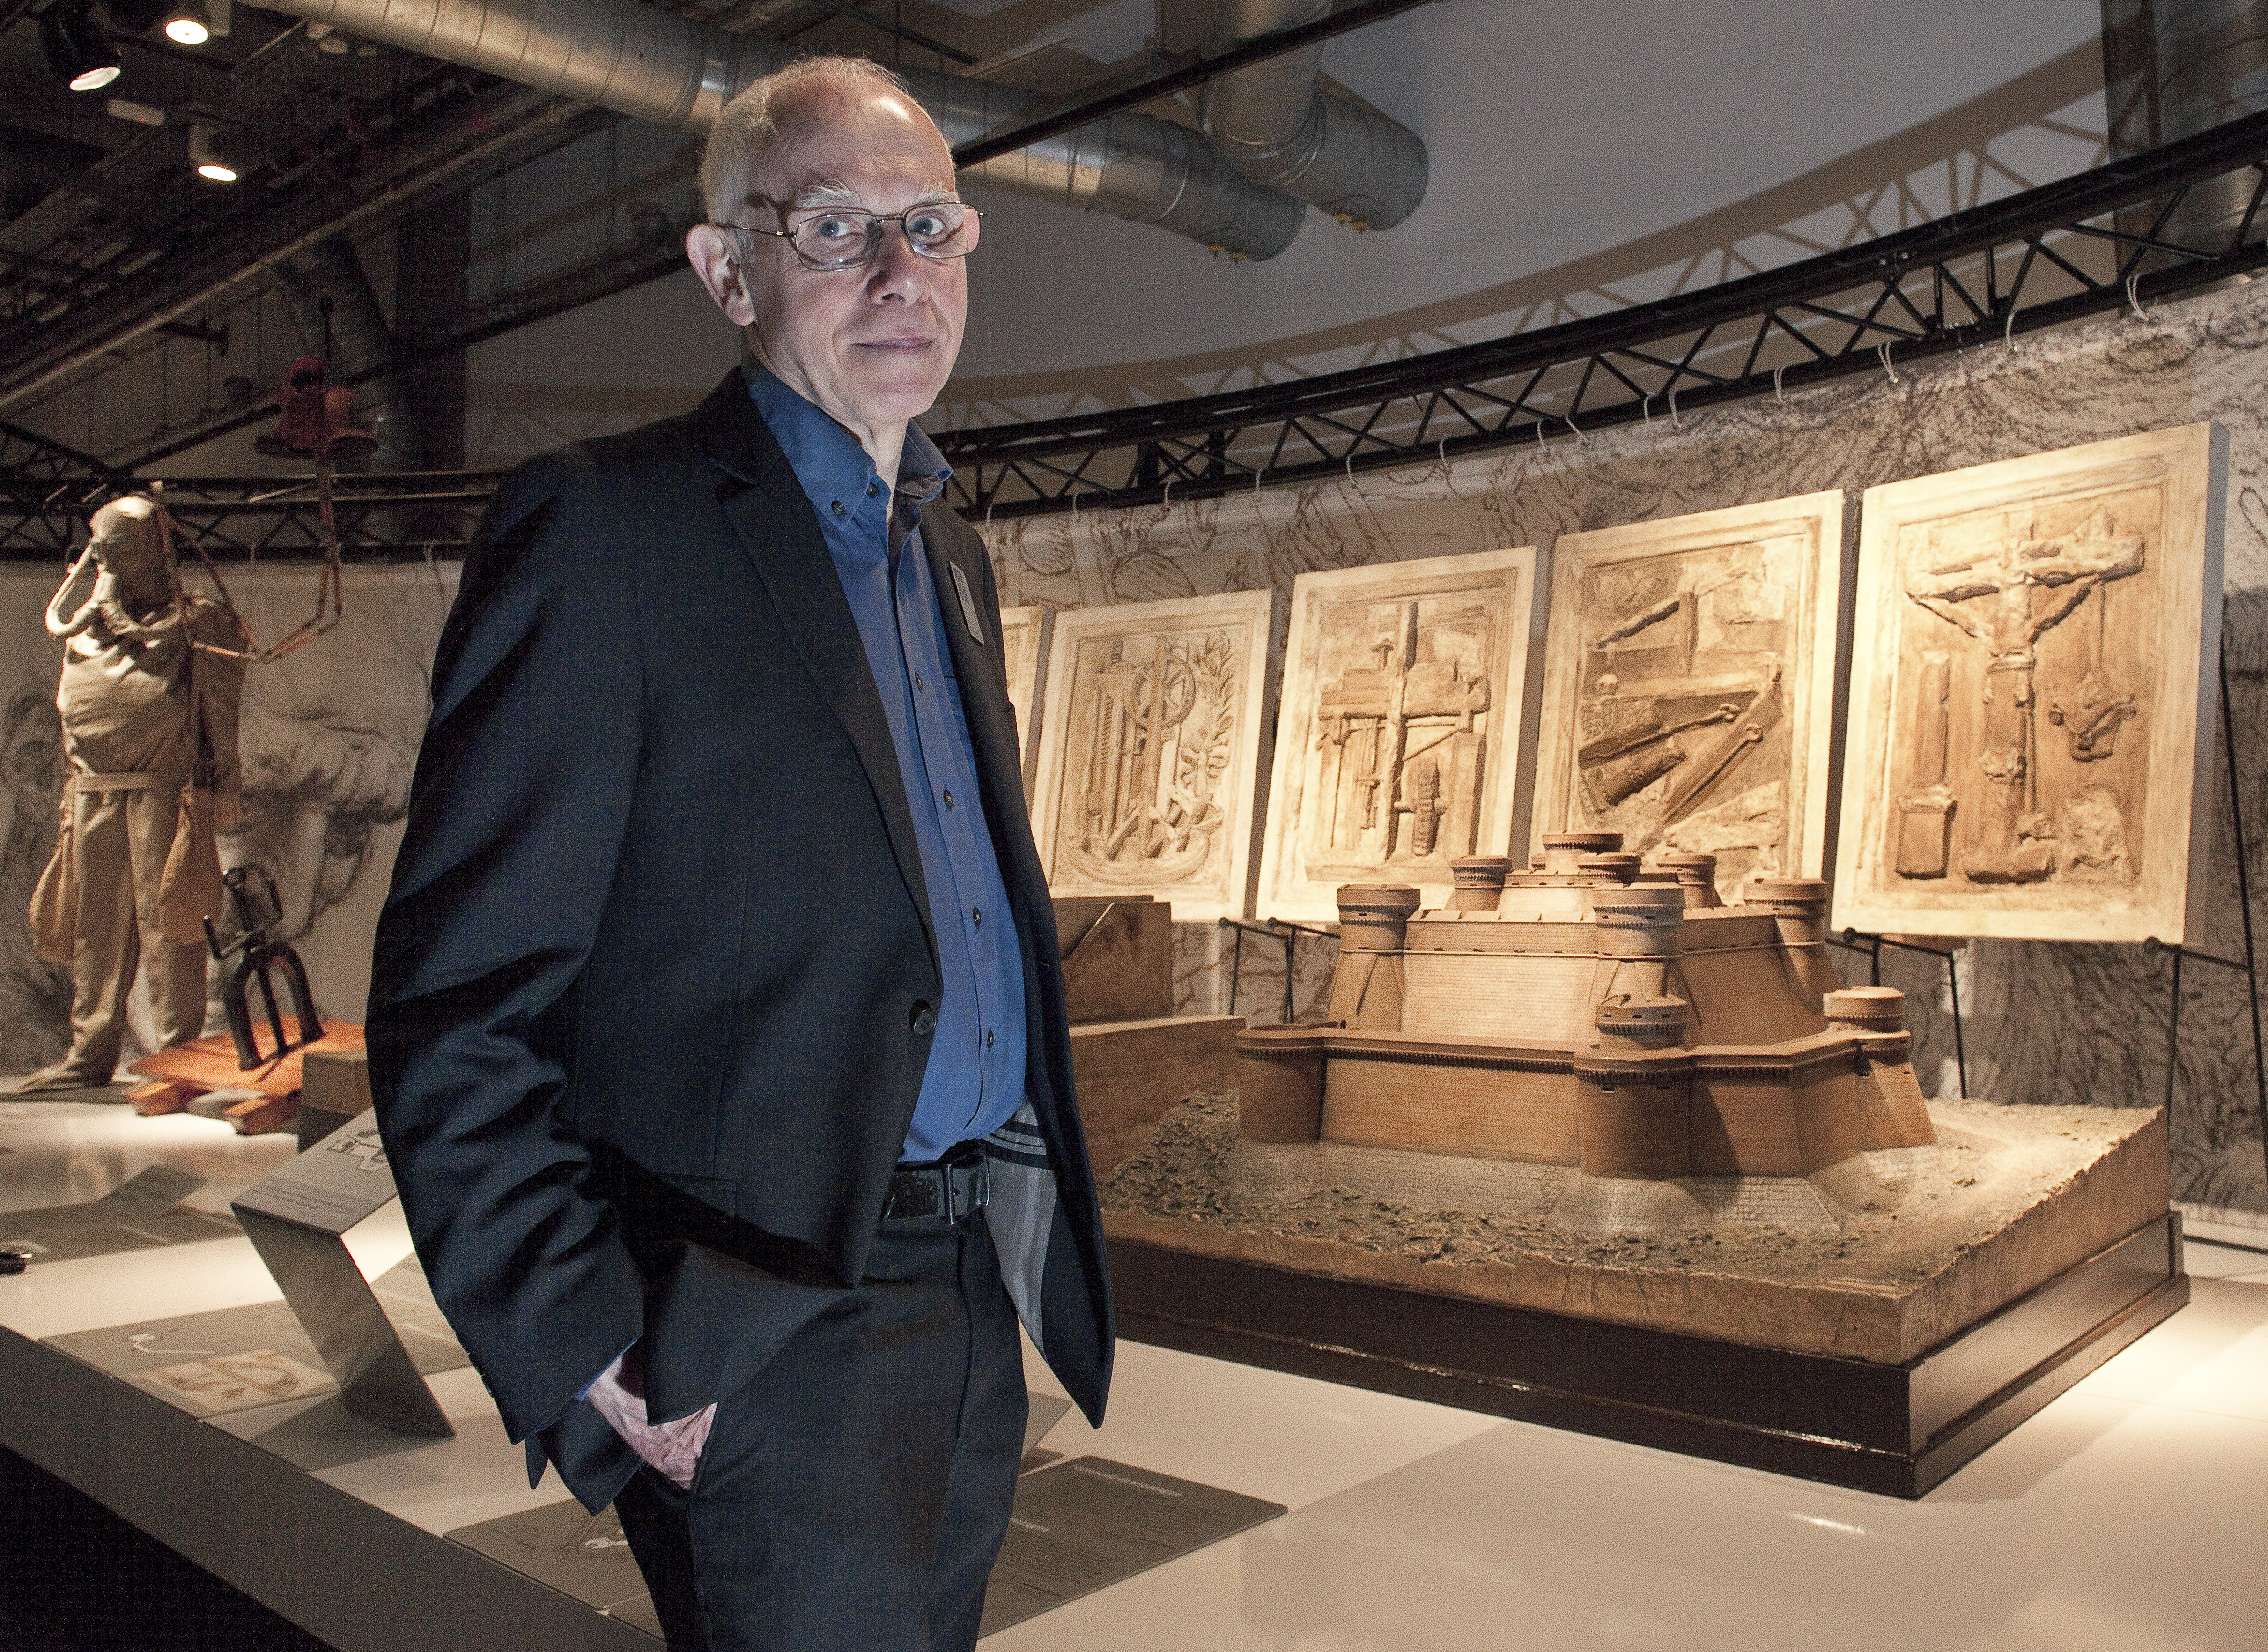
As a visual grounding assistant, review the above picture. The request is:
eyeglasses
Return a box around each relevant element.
[721,201,983,272]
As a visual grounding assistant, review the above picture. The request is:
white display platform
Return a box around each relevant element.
[6,1096,2265,1651]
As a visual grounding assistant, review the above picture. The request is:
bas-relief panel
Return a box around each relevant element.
[981,279,2268,1214]
[1533,494,1844,898]
[1835,425,2225,945]
[997,605,1052,800]
[1029,592,1276,923]
[0,563,455,1074]
[1256,550,1537,923]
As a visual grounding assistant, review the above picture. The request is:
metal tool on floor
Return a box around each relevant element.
[204,864,321,1071]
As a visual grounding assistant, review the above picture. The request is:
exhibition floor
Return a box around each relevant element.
[2,1095,2261,1652]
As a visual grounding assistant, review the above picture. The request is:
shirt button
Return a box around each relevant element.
[915,671,925,692]
[986,1029,995,1049]
[970,906,982,927]
[942,788,954,809]
[831,500,846,516]
[866,482,879,497]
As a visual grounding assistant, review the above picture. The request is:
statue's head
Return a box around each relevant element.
[86,496,170,595]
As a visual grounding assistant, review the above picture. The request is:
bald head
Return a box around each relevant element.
[700,57,932,227]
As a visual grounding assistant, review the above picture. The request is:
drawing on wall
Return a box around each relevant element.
[1256,549,1537,922]
[1532,493,1845,900]
[1029,591,1275,922]
[1833,423,2226,944]
[997,604,1053,800]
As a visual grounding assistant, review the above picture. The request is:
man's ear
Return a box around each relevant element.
[687,224,758,327]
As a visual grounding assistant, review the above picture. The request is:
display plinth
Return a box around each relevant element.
[1101,1096,2186,1496]
[1107,1214,2185,1499]
[1069,1015,1243,1176]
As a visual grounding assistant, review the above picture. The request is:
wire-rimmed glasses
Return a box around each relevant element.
[719,201,984,272]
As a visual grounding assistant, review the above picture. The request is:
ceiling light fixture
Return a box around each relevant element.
[163,4,207,43]
[188,122,236,183]
[39,3,122,91]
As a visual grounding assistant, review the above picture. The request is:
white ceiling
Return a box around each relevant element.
[949,0,2108,407]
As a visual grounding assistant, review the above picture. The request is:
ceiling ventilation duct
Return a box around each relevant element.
[1198,0,1427,230]
[244,0,1306,259]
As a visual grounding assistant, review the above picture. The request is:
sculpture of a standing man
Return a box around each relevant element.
[20,495,244,1093]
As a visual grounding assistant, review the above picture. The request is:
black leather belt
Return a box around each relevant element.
[883,1145,990,1223]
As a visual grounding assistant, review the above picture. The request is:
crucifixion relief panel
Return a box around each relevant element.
[1257,549,1537,923]
[1833,423,2226,944]
[1029,590,1276,922]
[1532,493,1847,902]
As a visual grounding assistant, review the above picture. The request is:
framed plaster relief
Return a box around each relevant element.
[1256,548,1538,923]
[997,604,1053,799]
[1832,423,2226,944]
[1029,590,1277,922]
[1531,492,1846,900]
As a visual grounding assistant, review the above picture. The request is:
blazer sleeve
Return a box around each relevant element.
[365,453,648,1444]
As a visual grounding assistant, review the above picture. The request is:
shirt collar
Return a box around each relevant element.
[745,361,953,514]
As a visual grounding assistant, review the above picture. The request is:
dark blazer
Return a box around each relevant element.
[366,367,1112,1509]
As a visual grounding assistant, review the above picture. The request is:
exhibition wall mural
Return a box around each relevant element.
[1532,494,1846,902]
[981,278,2268,1220]
[0,563,457,1075]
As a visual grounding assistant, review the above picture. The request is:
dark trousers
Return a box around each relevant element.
[614,1209,1027,1652]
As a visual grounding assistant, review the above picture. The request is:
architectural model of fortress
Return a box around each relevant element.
[1236,833,1936,1182]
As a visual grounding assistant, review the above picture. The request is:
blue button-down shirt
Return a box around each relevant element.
[751,368,1027,1162]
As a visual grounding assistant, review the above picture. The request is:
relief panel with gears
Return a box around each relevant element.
[1833,423,2226,943]
[1029,591,1277,921]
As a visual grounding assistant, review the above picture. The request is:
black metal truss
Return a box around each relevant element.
[0,419,124,558]
[936,106,2268,518]
[12,109,2268,554]
[0,467,502,562]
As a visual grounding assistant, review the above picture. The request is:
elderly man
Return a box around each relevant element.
[367,56,1112,1652]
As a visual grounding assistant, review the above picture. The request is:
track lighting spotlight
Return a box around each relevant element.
[188,122,237,183]
[39,3,121,92]
[163,4,207,43]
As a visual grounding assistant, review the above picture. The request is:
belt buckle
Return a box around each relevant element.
[947,1153,988,1222]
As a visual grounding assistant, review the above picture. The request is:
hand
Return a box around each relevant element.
[585,1348,716,1491]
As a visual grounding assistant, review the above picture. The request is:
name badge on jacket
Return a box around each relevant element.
[948,563,987,647]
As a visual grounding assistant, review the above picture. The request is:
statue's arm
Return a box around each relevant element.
[191,611,247,819]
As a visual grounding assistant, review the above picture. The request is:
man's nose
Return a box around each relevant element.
[866,222,931,295]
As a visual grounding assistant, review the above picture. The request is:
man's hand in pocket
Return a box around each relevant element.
[586,1347,716,1490]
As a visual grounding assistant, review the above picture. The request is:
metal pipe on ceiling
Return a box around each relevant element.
[1199,0,1426,230]
[247,0,1308,259]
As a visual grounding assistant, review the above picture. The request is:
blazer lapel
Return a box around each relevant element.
[694,370,936,962]
[920,507,1031,860]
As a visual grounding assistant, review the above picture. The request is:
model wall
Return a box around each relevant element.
[979,276,2268,1222]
